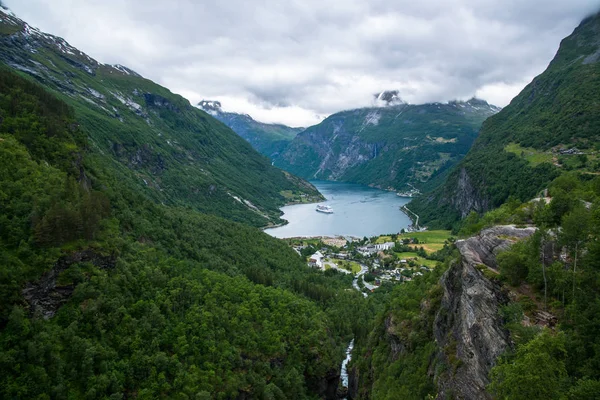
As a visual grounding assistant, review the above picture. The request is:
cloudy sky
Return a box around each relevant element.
[5,0,599,126]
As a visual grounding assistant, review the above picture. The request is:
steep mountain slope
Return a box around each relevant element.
[197,100,302,159]
[410,12,600,228]
[0,11,369,398]
[275,98,500,192]
[0,6,321,227]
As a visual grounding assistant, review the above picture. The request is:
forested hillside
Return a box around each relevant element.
[0,58,371,398]
[410,12,600,229]
[275,98,499,192]
[0,8,373,397]
[0,6,321,228]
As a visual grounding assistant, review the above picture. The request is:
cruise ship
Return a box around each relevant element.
[316,205,334,214]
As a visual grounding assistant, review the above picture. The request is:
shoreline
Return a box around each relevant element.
[262,196,325,231]
[283,196,323,206]
[261,220,288,230]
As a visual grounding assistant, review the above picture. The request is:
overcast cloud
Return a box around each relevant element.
[5,0,599,126]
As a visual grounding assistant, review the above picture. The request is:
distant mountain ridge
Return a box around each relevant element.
[197,100,303,159]
[0,5,322,226]
[409,11,600,228]
[274,97,500,192]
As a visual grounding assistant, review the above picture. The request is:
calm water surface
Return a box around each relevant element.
[264,181,412,238]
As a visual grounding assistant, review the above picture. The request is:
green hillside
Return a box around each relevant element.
[0,44,368,399]
[410,12,600,229]
[275,98,499,192]
[0,9,363,398]
[0,8,321,228]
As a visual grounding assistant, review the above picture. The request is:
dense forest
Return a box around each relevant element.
[0,66,378,398]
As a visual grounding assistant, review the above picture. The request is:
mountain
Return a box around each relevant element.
[373,90,406,106]
[275,98,500,192]
[197,100,303,159]
[0,6,321,228]
[410,12,600,228]
[0,7,364,398]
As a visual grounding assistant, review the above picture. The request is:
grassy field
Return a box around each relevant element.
[397,230,452,253]
[505,143,554,167]
[333,259,362,274]
[375,235,393,243]
[395,252,438,268]
[396,252,419,259]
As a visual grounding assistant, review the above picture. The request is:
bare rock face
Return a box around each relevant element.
[452,168,489,219]
[347,366,359,399]
[434,225,535,399]
[456,225,537,271]
[22,249,116,319]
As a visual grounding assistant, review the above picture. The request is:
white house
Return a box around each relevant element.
[308,251,325,270]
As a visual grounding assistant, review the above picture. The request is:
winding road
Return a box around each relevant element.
[353,264,369,297]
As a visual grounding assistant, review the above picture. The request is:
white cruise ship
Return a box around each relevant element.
[316,205,334,214]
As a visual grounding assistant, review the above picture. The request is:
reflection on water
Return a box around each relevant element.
[264,180,412,238]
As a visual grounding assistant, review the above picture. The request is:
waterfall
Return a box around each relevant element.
[340,338,355,388]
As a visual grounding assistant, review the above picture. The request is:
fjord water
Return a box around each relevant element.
[265,181,412,238]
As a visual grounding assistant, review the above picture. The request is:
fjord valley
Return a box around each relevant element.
[210,91,501,195]
[2,2,600,400]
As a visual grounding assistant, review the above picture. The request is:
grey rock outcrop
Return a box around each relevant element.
[22,249,116,319]
[452,168,490,219]
[434,225,535,399]
[456,225,536,271]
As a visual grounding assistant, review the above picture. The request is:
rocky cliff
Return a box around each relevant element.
[22,249,116,319]
[434,225,535,399]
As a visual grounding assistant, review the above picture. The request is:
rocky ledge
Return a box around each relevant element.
[433,225,536,399]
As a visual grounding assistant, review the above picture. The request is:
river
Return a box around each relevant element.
[264,181,412,238]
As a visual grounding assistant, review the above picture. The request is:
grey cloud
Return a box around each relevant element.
[5,0,600,126]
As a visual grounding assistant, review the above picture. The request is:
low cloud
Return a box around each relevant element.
[7,0,599,126]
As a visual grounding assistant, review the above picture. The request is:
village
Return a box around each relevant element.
[286,230,452,295]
